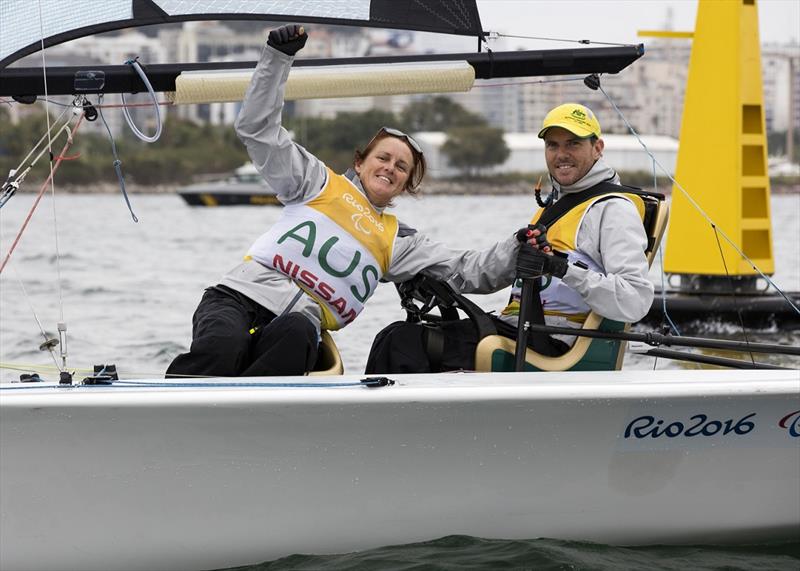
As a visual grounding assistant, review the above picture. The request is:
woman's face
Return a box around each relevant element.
[355,137,415,207]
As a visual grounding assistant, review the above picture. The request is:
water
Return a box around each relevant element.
[224,536,799,570]
[1,193,799,569]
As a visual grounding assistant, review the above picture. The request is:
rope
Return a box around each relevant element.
[6,267,63,372]
[711,228,756,365]
[0,361,162,379]
[96,100,173,110]
[97,95,139,222]
[120,58,162,143]
[2,98,173,110]
[495,32,634,47]
[1,362,81,375]
[36,0,68,370]
[0,107,73,209]
[0,114,86,275]
[472,76,587,90]
[0,380,369,390]
[597,84,800,317]
[651,159,681,337]
[111,380,365,388]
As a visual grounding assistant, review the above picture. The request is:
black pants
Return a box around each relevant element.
[365,317,569,375]
[166,286,318,378]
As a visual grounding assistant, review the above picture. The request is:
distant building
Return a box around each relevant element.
[762,45,800,134]
[440,42,691,139]
[414,132,679,179]
[9,22,798,147]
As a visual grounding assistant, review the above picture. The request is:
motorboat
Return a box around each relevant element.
[177,163,280,206]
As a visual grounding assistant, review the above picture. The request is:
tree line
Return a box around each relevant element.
[0,106,249,186]
[0,97,510,187]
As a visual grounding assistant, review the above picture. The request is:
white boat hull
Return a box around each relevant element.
[2,369,799,571]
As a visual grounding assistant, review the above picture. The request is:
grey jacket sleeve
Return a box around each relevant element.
[234,44,327,203]
[384,232,521,294]
[561,198,654,322]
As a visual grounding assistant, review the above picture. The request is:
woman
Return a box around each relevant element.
[166,25,527,378]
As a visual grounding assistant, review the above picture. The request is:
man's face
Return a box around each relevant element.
[544,127,604,186]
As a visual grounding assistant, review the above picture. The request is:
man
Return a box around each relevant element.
[365,103,654,373]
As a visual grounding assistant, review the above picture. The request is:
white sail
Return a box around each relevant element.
[0,0,482,68]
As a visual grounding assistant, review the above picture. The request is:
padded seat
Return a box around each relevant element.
[308,330,344,376]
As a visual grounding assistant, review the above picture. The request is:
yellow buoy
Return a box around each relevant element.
[659,0,774,281]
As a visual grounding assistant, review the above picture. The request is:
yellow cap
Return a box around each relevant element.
[538,103,601,139]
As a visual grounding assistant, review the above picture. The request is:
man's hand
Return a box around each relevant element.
[516,243,568,279]
[268,24,308,56]
[515,223,552,253]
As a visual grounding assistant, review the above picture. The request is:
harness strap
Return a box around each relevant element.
[537,181,664,227]
[422,324,446,373]
[527,181,625,325]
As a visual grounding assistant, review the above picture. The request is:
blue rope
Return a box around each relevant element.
[112,380,365,388]
[120,58,162,143]
[1,380,367,391]
[97,95,138,223]
[651,158,681,337]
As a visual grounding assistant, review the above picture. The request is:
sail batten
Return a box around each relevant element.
[0,0,484,69]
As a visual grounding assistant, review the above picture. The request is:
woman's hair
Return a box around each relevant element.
[353,129,427,196]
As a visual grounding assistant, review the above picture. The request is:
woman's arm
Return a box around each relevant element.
[385,232,521,294]
[234,43,326,203]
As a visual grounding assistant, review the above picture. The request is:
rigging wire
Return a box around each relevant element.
[0,379,374,390]
[472,76,587,89]
[0,110,86,276]
[0,362,219,380]
[711,228,757,365]
[651,161,667,370]
[652,160,681,338]
[7,266,63,372]
[97,95,139,222]
[96,100,173,110]
[597,83,800,318]
[494,32,634,47]
[0,107,74,209]
[37,0,68,370]
[1,98,173,110]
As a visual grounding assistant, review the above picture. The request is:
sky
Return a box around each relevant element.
[472,0,800,48]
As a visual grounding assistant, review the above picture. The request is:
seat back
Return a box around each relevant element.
[475,193,669,373]
[308,330,344,376]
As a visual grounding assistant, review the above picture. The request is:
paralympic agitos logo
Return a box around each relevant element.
[344,193,384,234]
[778,410,800,437]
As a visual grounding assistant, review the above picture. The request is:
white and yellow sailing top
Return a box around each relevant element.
[502,191,645,324]
[225,44,521,334]
[247,168,398,330]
